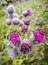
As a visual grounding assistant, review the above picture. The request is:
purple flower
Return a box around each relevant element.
[7,5,15,14]
[22,10,28,17]
[35,18,40,22]
[20,40,32,55]
[24,20,30,26]
[10,32,20,44]
[27,9,32,16]
[22,27,28,34]
[34,30,45,43]
[8,48,19,59]
[6,18,11,25]
[12,18,19,25]
[19,20,24,26]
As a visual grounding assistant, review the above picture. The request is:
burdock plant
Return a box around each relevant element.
[4,5,47,60]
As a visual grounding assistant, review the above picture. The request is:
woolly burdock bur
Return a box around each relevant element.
[6,18,11,25]
[8,48,19,59]
[22,10,28,17]
[7,5,15,14]
[27,8,32,16]
[19,20,24,26]
[12,18,20,25]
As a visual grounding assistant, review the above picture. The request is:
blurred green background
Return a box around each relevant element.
[0,0,48,65]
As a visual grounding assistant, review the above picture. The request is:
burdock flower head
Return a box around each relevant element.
[12,18,20,25]
[7,5,15,14]
[19,20,24,26]
[10,32,20,45]
[20,39,33,55]
[22,26,28,34]
[8,48,19,59]
[34,29,45,43]
[24,20,30,26]
[22,10,28,17]
[27,8,32,16]
[6,18,11,25]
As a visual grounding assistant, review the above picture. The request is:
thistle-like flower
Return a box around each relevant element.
[27,8,32,16]
[9,32,20,45]
[22,10,28,17]
[34,29,45,43]
[12,18,20,25]
[22,26,28,34]
[8,48,19,59]
[24,20,30,26]
[7,5,15,14]
[20,39,33,55]
[19,20,24,26]
[6,18,11,25]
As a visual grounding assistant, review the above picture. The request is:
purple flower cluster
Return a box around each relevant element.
[5,5,46,59]
[6,5,20,25]
[10,32,20,44]
[7,30,45,59]
[34,30,45,43]
[22,8,32,17]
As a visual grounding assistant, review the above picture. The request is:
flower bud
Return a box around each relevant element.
[6,18,11,25]
[19,20,24,26]
[27,8,32,16]
[8,48,19,59]
[7,5,15,14]
[12,18,19,25]
[22,10,28,17]
[22,26,28,34]
[24,20,30,26]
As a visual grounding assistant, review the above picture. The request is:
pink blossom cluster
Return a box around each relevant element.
[5,5,46,59]
[34,30,45,43]
[10,32,20,44]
